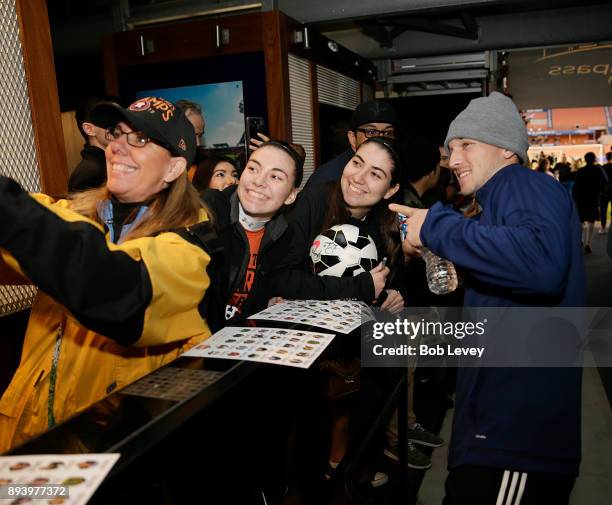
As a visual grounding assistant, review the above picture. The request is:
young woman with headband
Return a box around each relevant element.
[270,136,406,310]
[267,136,407,491]
[201,140,303,330]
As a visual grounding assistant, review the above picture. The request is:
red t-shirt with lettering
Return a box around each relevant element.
[225,228,265,319]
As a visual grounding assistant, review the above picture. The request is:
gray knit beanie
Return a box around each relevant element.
[444,91,529,164]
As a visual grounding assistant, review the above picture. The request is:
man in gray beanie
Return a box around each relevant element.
[446,91,529,164]
[390,92,585,504]
[441,91,529,197]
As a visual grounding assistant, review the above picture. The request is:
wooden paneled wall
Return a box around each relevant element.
[61,111,84,174]
[103,11,300,143]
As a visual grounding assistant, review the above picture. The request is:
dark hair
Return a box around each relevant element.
[75,95,122,141]
[257,140,304,187]
[536,158,549,173]
[398,135,441,183]
[192,153,241,191]
[361,137,402,184]
[584,152,596,164]
[289,143,306,163]
[606,151,612,162]
[321,137,402,276]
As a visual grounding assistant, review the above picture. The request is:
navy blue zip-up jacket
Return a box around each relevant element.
[421,163,586,476]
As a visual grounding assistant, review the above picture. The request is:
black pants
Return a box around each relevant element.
[443,465,576,505]
[600,192,611,228]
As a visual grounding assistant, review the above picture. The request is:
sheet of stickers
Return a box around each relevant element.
[248,299,373,334]
[183,327,335,369]
[121,367,224,402]
[0,453,119,505]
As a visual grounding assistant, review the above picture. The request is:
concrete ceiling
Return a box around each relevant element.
[47,0,612,59]
[46,0,612,108]
[277,0,612,60]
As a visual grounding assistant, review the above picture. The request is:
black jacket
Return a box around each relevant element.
[68,144,107,192]
[303,148,353,189]
[201,186,293,331]
[572,162,605,206]
[602,162,612,196]
[269,181,406,303]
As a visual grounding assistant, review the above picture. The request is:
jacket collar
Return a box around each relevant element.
[475,163,522,207]
[97,199,148,244]
[229,186,288,241]
[403,183,424,209]
[81,144,105,160]
[229,188,240,224]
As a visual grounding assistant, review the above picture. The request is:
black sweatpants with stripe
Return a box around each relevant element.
[443,465,576,505]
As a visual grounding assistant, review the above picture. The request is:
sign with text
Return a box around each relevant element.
[509,45,612,109]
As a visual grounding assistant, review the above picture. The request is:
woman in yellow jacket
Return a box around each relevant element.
[0,97,215,452]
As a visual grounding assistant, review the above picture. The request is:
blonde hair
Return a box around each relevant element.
[69,172,208,241]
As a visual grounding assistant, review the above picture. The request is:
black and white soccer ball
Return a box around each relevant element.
[309,224,378,277]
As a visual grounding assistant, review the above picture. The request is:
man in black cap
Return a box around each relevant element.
[68,95,122,192]
[304,99,398,188]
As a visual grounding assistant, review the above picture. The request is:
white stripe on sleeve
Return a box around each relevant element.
[495,470,511,505]
[505,472,520,505]
[514,472,528,505]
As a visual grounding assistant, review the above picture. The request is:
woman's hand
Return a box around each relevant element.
[380,289,405,314]
[369,262,390,299]
[249,132,270,152]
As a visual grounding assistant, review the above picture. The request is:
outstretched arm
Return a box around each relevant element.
[390,196,573,296]
[0,176,211,345]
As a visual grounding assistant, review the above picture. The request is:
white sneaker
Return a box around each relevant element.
[325,463,388,488]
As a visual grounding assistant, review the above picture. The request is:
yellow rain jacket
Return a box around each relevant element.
[0,183,212,452]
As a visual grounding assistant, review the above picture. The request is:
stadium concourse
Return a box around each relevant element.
[525,105,612,161]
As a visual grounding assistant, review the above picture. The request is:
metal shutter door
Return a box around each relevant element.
[0,0,41,315]
[316,65,360,110]
[288,53,314,188]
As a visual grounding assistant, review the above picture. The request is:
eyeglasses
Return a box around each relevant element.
[357,127,395,139]
[105,126,169,150]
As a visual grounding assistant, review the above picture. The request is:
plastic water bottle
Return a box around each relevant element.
[397,212,457,295]
[421,248,458,295]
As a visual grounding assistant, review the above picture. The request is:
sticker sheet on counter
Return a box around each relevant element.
[248,299,373,334]
[0,453,119,505]
[183,327,335,369]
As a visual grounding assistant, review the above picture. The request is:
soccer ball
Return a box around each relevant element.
[309,224,378,277]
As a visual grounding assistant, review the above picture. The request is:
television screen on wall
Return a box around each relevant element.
[136,81,245,149]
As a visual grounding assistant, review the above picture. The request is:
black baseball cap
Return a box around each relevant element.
[350,100,399,131]
[91,96,197,165]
